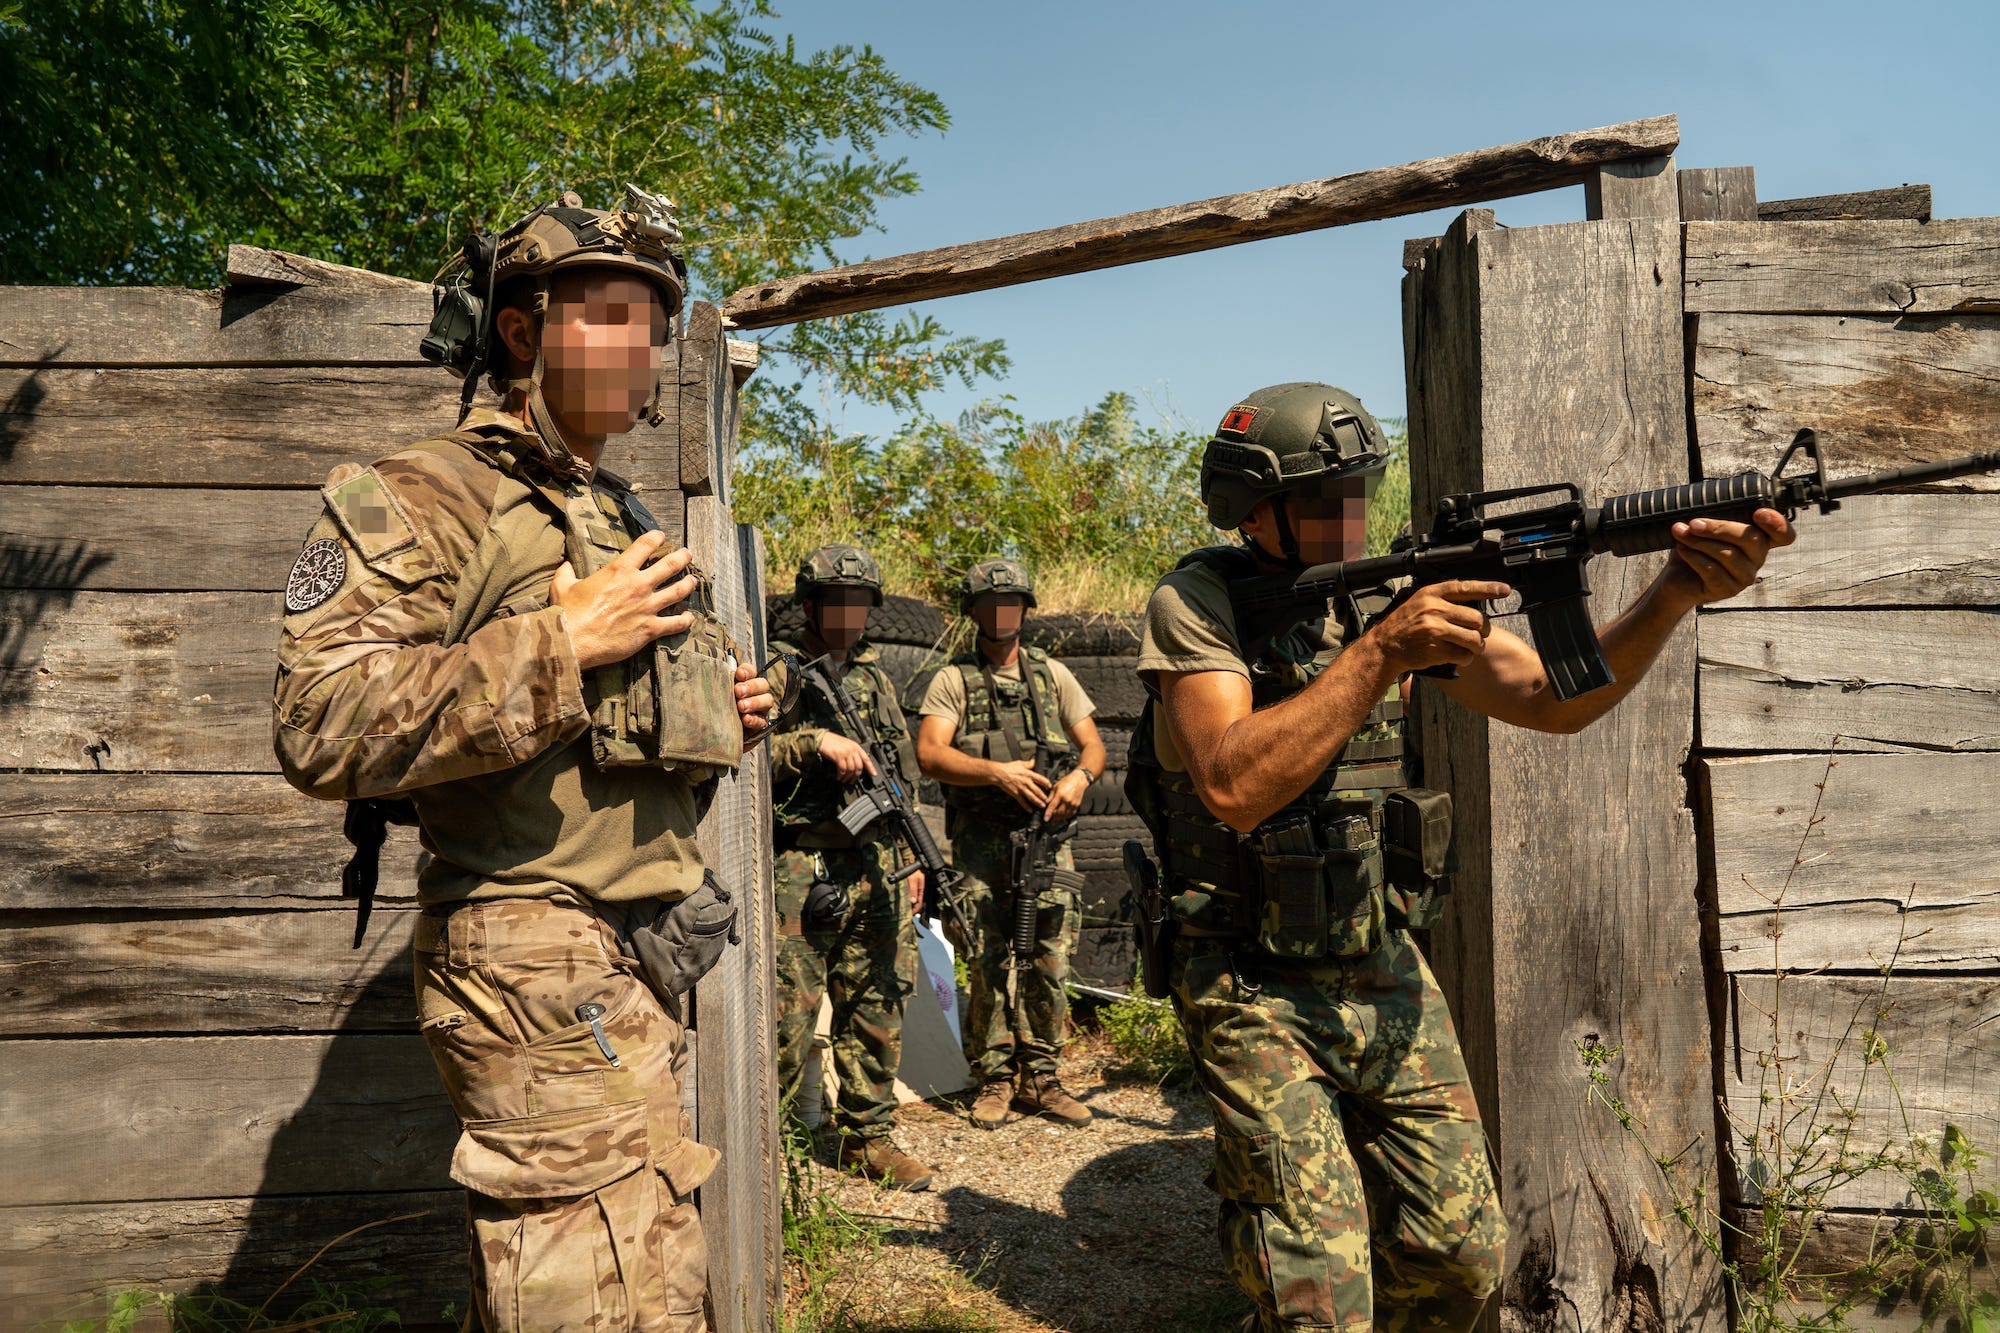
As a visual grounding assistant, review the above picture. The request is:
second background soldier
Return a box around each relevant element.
[770,544,936,1190]
[916,559,1107,1129]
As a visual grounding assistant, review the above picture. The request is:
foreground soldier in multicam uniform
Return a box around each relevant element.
[1129,382,1795,1332]
[273,190,774,1333]
[915,559,1108,1130]
[767,543,937,1190]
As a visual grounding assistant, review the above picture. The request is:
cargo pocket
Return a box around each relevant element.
[1209,1124,1303,1231]
[453,1097,651,1200]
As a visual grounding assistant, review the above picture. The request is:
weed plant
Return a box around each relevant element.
[1578,744,1997,1331]
[1098,983,1194,1088]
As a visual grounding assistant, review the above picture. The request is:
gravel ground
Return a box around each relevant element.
[792,1031,1255,1332]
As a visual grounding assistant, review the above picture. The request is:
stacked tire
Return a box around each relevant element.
[763,597,1147,992]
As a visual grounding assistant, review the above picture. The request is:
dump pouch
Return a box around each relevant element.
[617,870,741,1021]
[1383,787,1455,929]
[1124,839,1176,1000]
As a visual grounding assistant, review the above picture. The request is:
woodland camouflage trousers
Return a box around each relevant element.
[1169,928,1506,1332]
[414,894,717,1333]
[945,817,1080,1081]
[772,839,916,1137]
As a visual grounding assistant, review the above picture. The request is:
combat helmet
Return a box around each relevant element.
[1200,382,1390,561]
[958,558,1037,613]
[419,185,689,470]
[795,544,884,606]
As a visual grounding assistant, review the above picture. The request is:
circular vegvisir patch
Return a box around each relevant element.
[285,538,347,613]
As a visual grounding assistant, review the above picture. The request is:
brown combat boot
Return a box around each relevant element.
[1012,1071,1093,1126]
[837,1136,934,1191]
[969,1077,1016,1130]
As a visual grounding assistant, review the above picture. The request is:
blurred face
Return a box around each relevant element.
[509,271,669,439]
[1241,476,1370,565]
[969,592,1028,641]
[808,586,873,654]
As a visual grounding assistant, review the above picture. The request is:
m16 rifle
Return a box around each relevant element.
[1228,430,2000,700]
[798,656,973,941]
[1009,817,1087,965]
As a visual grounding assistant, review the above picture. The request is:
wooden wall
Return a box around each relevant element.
[0,263,781,1330]
[1685,210,2000,1312]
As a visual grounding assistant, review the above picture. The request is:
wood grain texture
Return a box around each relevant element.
[0,908,418,1034]
[1,590,280,772]
[0,770,414,915]
[1405,213,1723,1328]
[1,488,319,590]
[1721,975,1999,1210]
[1709,496,2000,608]
[1704,753,2000,971]
[0,366,466,486]
[225,245,429,290]
[722,117,1680,328]
[1583,153,1678,219]
[1684,219,2000,314]
[0,1033,455,1205]
[1722,1206,1986,1332]
[0,285,436,366]
[1698,609,1999,753]
[1677,166,1758,222]
[0,1191,462,1328]
[676,304,734,500]
[1692,312,2000,488]
[1757,184,1933,224]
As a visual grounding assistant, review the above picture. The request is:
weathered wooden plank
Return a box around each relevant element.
[1,590,280,772]
[678,303,728,498]
[1714,496,2000,608]
[0,285,437,367]
[1722,975,1999,1211]
[1678,166,1758,222]
[226,245,429,290]
[723,116,1681,328]
[1692,312,2000,487]
[1705,753,2000,971]
[1,489,318,590]
[1722,1206,1984,1332]
[0,773,413,912]
[1757,185,1933,224]
[1405,213,1723,1328]
[0,366,467,487]
[1698,610,1999,754]
[0,1033,455,1204]
[0,1190,462,1329]
[1583,153,1678,219]
[1684,219,2000,314]
[0,909,418,1034]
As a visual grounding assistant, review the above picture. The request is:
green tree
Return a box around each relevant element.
[2,0,1004,420]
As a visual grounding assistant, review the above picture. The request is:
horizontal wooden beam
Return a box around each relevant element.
[226,244,428,290]
[2,488,318,590]
[1756,184,1932,224]
[1685,218,2000,313]
[1721,974,1999,1210]
[1705,753,2000,971]
[1703,496,2000,609]
[0,284,436,368]
[720,115,1681,328]
[1692,312,2000,488]
[0,773,415,910]
[1699,609,1999,753]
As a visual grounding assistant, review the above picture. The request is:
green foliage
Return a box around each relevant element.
[4,0,1006,425]
[1366,420,1411,557]
[54,1279,402,1332]
[779,1119,886,1333]
[1098,987,1193,1087]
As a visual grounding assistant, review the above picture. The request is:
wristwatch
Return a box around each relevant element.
[1075,765,1097,786]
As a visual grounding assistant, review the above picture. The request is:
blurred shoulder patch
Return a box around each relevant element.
[324,467,417,561]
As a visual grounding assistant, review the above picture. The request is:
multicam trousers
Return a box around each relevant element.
[414,894,717,1333]
[772,839,916,1138]
[945,817,1080,1081]
[1169,928,1506,1333]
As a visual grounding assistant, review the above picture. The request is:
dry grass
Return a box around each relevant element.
[785,1029,1251,1333]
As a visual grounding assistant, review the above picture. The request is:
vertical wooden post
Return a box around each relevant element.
[1403,212,1725,1331]
[1585,153,1679,219]
[1676,168,1758,223]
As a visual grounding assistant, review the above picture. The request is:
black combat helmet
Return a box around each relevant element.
[1200,382,1390,562]
[795,543,884,605]
[958,557,1037,613]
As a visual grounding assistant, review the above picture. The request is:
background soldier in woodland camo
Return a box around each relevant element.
[915,559,1108,1130]
[1130,382,1792,1331]
[273,190,773,1333]
[767,543,936,1190]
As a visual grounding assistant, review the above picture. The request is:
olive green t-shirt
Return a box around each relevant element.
[918,652,1096,732]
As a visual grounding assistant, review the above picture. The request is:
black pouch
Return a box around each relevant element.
[1253,814,1328,962]
[1383,788,1456,929]
[620,870,740,1021]
[1123,840,1177,1000]
[1320,813,1385,957]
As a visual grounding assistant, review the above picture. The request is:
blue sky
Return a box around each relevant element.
[759,0,1998,440]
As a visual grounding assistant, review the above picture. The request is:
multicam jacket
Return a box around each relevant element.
[272,408,709,904]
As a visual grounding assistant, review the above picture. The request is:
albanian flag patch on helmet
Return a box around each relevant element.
[1218,405,1259,436]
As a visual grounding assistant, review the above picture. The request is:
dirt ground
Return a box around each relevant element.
[788,1029,1256,1333]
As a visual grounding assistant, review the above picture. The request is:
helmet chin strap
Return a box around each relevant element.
[1265,495,1309,569]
